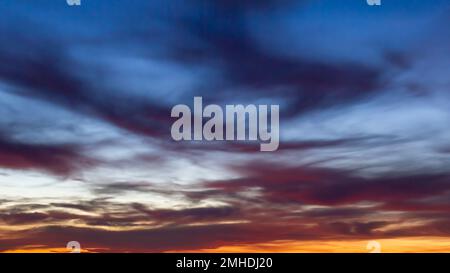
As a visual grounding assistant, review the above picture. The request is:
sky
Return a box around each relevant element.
[0,0,450,252]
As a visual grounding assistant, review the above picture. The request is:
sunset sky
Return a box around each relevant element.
[0,0,450,252]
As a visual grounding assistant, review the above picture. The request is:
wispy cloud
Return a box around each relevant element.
[0,0,449,252]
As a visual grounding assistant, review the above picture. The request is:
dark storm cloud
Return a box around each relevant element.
[299,207,373,219]
[1,216,448,252]
[163,0,389,117]
[0,212,49,225]
[380,199,450,213]
[0,133,95,176]
[0,224,260,252]
[0,30,171,140]
[0,198,241,228]
[0,220,377,252]
[0,0,392,143]
[205,162,450,206]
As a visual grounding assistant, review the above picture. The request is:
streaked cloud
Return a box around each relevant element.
[0,0,449,252]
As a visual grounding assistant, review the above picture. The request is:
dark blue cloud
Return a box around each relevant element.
[0,0,450,252]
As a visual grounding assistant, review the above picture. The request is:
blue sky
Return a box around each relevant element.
[0,0,450,252]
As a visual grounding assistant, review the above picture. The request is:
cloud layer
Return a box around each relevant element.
[0,0,450,252]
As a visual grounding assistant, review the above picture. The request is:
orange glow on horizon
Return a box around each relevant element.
[170,237,450,253]
[1,237,450,253]
[5,237,448,253]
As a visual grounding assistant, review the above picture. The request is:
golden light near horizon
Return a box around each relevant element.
[174,237,450,253]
